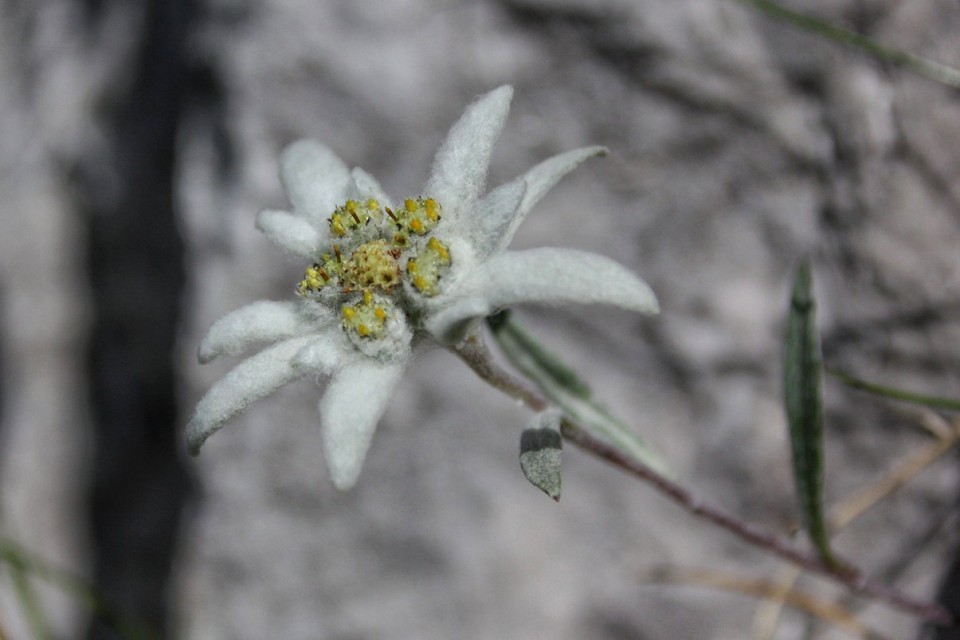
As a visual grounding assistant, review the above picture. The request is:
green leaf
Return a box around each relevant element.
[783,260,835,566]
[519,412,563,501]
[489,311,671,478]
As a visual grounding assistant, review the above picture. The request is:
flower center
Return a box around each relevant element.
[297,196,453,344]
[343,239,401,292]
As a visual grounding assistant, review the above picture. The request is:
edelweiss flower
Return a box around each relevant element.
[187,86,658,489]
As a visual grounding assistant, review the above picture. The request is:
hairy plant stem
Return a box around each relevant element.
[453,333,955,628]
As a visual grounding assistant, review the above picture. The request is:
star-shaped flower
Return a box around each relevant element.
[187,86,658,489]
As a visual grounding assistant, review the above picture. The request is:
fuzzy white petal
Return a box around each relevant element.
[198,301,314,364]
[350,167,393,209]
[424,86,513,217]
[468,179,526,259]
[466,248,659,314]
[255,209,324,258]
[497,146,607,251]
[425,298,490,345]
[293,338,344,374]
[280,140,351,224]
[188,335,318,454]
[320,358,406,490]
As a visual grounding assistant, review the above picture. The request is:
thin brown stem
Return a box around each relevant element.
[454,335,956,628]
[561,421,953,626]
[454,333,548,412]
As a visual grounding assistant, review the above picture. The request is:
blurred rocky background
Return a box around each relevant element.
[1,0,959,638]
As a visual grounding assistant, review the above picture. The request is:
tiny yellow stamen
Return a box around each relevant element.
[357,324,370,337]
[425,198,439,221]
[404,198,417,212]
[414,275,428,291]
[409,218,424,234]
[362,290,373,304]
[374,307,387,320]
[342,307,357,320]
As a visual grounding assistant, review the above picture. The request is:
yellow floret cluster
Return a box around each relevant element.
[329,198,383,238]
[296,196,453,342]
[341,290,393,340]
[406,237,451,296]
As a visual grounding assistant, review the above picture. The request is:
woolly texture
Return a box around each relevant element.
[255,210,323,258]
[189,85,658,490]
[320,359,406,490]
[188,335,319,454]
[469,248,660,313]
[198,301,314,364]
[424,86,513,220]
[281,140,351,224]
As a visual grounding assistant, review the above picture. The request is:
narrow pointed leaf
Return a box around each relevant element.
[783,260,835,566]
[488,312,590,399]
[489,311,670,477]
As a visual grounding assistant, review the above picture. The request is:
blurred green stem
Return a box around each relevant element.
[737,0,960,90]
[0,538,160,640]
[828,367,960,411]
[2,545,52,640]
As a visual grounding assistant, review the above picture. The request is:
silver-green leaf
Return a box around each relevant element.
[520,412,563,501]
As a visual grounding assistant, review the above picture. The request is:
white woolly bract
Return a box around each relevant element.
[424,86,513,223]
[189,85,660,491]
[320,358,406,490]
[255,209,323,258]
[198,300,318,364]
[463,248,660,314]
[280,140,351,226]
[188,335,320,454]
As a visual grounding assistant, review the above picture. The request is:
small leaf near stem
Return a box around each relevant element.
[453,331,954,625]
[520,411,564,501]
[783,260,836,568]
[488,311,670,477]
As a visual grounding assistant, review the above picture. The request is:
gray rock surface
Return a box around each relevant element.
[2,0,959,638]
